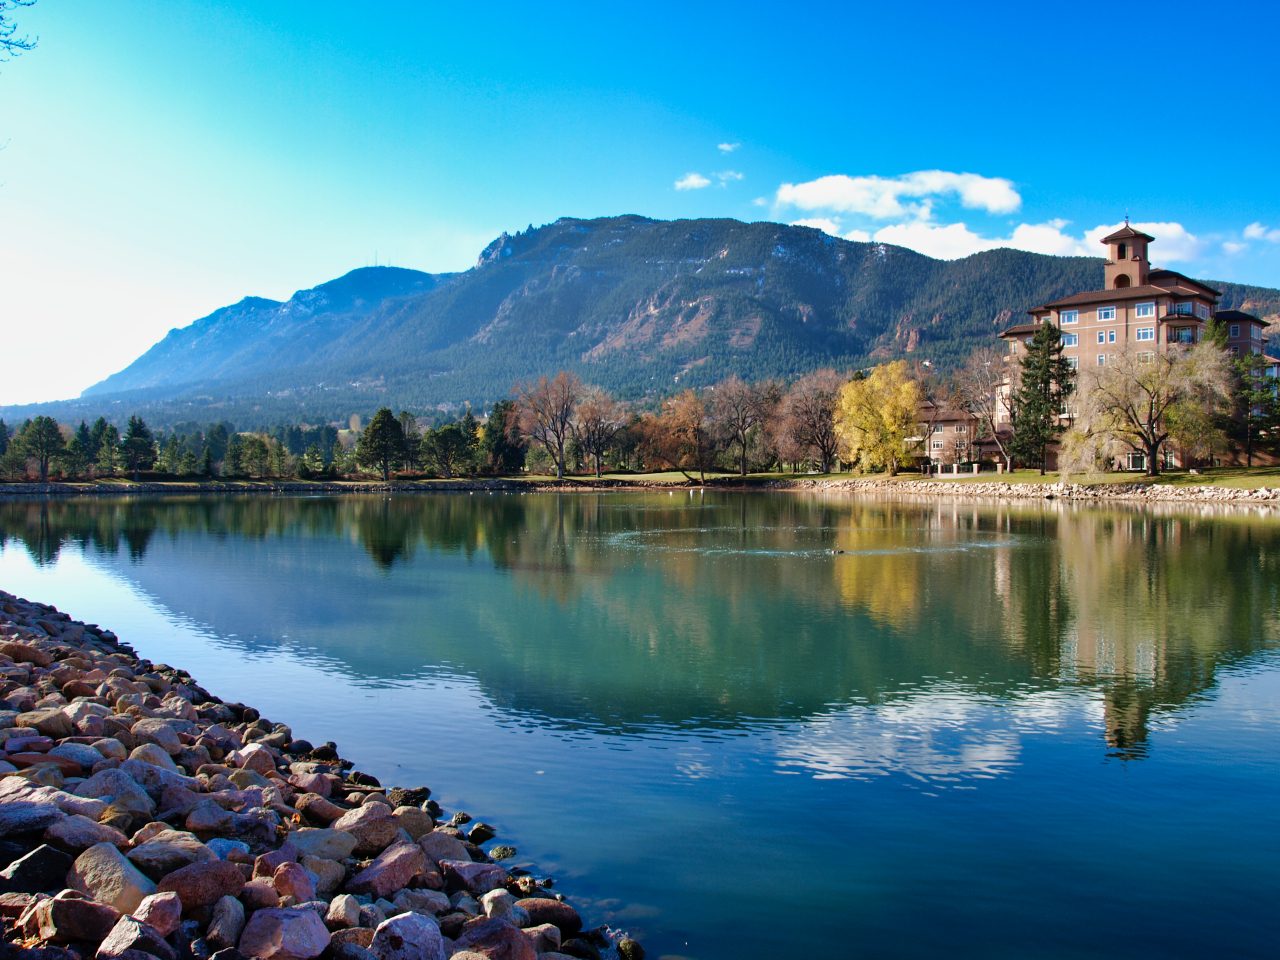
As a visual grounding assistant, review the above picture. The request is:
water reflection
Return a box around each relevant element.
[1,493,1277,765]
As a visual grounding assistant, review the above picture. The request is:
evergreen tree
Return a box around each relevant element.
[74,422,94,460]
[0,419,8,457]
[1011,322,1075,474]
[356,408,405,481]
[200,445,214,478]
[89,417,111,461]
[18,416,65,482]
[481,400,526,475]
[95,424,122,476]
[223,434,245,478]
[1231,353,1280,466]
[122,415,157,473]
[397,411,422,471]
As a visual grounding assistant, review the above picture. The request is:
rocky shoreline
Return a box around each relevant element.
[0,590,641,960]
[3,476,1278,507]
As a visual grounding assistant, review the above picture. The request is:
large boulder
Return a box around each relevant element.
[127,830,216,878]
[67,842,157,914]
[332,803,399,855]
[33,894,122,943]
[346,842,426,900]
[286,828,358,861]
[418,831,469,867]
[75,769,155,823]
[439,860,506,896]
[133,891,182,938]
[96,914,178,960]
[156,859,245,910]
[0,844,74,894]
[44,814,129,852]
[451,917,537,960]
[130,719,182,755]
[0,800,65,838]
[238,906,331,960]
[368,912,447,960]
[206,894,246,950]
[514,898,582,937]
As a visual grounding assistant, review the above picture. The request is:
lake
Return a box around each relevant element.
[1,491,1277,959]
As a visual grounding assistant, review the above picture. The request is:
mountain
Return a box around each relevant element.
[7,216,1280,428]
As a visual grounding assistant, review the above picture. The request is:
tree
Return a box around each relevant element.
[640,389,716,482]
[61,435,90,480]
[1010,322,1074,474]
[240,435,271,478]
[356,408,405,481]
[1063,343,1232,477]
[0,0,36,61]
[516,372,581,480]
[421,423,471,479]
[480,400,526,475]
[223,434,245,478]
[779,368,844,473]
[573,387,626,478]
[834,361,921,475]
[94,424,122,476]
[0,419,8,457]
[1230,353,1280,466]
[398,411,423,472]
[15,416,64,481]
[711,377,775,477]
[121,416,157,474]
[955,345,1016,471]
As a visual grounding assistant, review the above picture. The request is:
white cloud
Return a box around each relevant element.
[1244,222,1280,242]
[776,170,1021,219]
[845,229,872,243]
[751,196,769,207]
[1223,241,1248,255]
[717,142,740,153]
[674,172,711,191]
[872,221,998,259]
[791,217,844,235]
[715,170,744,186]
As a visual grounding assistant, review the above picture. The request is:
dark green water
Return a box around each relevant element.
[1,492,1278,959]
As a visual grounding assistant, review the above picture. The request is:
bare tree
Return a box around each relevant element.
[0,1,36,61]
[639,389,715,482]
[516,371,582,480]
[573,386,627,478]
[780,368,845,473]
[1063,343,1232,477]
[710,376,776,477]
[955,345,1016,471]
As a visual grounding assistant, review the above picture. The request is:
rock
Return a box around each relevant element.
[487,845,516,861]
[233,744,277,776]
[133,891,182,937]
[238,907,330,960]
[466,823,496,845]
[76,769,156,823]
[440,860,506,896]
[157,859,245,911]
[92,738,129,761]
[68,842,157,913]
[207,894,246,950]
[16,708,73,738]
[558,938,602,960]
[128,743,180,771]
[238,876,279,911]
[272,862,316,902]
[0,641,53,667]
[390,807,433,842]
[286,828,357,861]
[390,888,449,917]
[185,800,235,834]
[299,856,343,897]
[326,894,361,929]
[418,832,470,867]
[368,912,446,960]
[617,938,645,960]
[45,813,129,851]
[207,839,251,861]
[227,768,270,790]
[0,799,65,837]
[128,831,216,877]
[130,719,183,755]
[346,842,426,899]
[452,917,537,960]
[34,894,122,943]
[332,803,398,856]
[254,850,295,879]
[0,843,74,893]
[514,899,582,937]
[48,741,107,769]
[523,923,562,954]
[97,915,178,960]
[479,889,517,920]
[294,794,344,824]
[384,788,430,809]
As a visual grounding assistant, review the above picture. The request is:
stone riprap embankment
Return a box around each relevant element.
[761,477,1280,505]
[0,591,641,960]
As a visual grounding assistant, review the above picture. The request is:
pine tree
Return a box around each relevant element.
[18,416,66,482]
[122,415,157,474]
[356,408,405,481]
[1011,322,1075,474]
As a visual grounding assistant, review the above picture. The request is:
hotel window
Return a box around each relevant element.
[1135,301,1155,318]
[1098,306,1116,322]
[1061,310,1078,324]
[1066,356,1079,369]
[931,440,944,450]
[1137,351,1155,363]
[1196,302,1210,320]
[1174,302,1193,315]
[955,424,967,433]
[1229,324,1240,338]
[1097,331,1106,344]
[1097,354,1106,366]
[1135,327,1155,341]
[1062,333,1078,346]
[933,424,943,434]
[1107,330,1116,344]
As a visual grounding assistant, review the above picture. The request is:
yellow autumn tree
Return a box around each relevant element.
[834,361,921,475]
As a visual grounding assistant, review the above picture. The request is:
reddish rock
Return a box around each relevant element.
[34,895,122,943]
[68,842,157,914]
[254,849,296,879]
[44,813,129,851]
[238,906,330,960]
[439,859,506,896]
[368,912,447,960]
[345,841,426,899]
[514,898,582,936]
[239,876,280,911]
[133,891,182,937]
[156,859,245,911]
[294,793,344,824]
[522,922,562,953]
[96,915,178,960]
[206,894,246,950]
[452,917,536,960]
[332,802,399,855]
[272,861,316,902]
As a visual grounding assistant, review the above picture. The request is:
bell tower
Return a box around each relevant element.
[1101,221,1154,290]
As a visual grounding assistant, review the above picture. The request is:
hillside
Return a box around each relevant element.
[6,216,1279,429]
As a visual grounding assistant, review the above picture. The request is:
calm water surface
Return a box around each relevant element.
[1,492,1278,959]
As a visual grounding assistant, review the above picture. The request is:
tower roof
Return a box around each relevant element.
[1101,224,1156,243]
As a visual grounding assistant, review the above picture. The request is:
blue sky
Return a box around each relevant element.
[2,0,1279,404]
